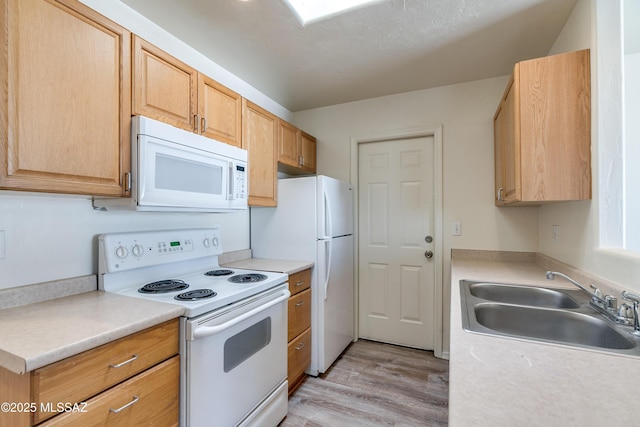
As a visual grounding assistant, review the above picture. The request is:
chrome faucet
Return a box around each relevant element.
[545,271,630,325]
[622,291,640,336]
[545,271,597,297]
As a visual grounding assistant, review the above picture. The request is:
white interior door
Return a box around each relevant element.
[358,136,435,349]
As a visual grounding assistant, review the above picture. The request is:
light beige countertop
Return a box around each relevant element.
[449,251,640,426]
[0,290,183,374]
[221,258,314,275]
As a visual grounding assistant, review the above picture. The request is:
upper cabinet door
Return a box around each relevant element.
[493,49,591,206]
[278,119,300,168]
[494,76,519,205]
[277,120,317,175]
[0,0,132,196]
[198,74,242,147]
[299,131,317,173]
[242,99,278,207]
[132,35,197,133]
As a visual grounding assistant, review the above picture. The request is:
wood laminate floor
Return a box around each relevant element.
[279,339,449,427]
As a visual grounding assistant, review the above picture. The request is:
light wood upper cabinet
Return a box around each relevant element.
[133,36,242,147]
[278,120,301,168]
[199,74,242,147]
[0,0,131,196]
[299,131,317,173]
[277,120,317,175]
[494,77,518,204]
[494,49,591,206]
[242,99,278,206]
[132,36,197,132]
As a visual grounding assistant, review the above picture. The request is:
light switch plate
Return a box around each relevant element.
[452,222,462,236]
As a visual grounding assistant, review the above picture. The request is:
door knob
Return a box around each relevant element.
[424,250,433,259]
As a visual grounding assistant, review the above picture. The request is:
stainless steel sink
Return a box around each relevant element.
[460,280,640,356]
[468,282,580,308]
[474,302,635,349]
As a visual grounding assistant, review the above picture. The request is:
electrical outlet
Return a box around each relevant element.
[452,222,462,236]
[552,225,559,242]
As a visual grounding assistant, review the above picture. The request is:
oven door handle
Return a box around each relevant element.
[191,291,290,340]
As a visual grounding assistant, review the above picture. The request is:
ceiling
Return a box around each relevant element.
[119,0,579,112]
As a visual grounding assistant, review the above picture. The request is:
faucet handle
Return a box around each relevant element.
[604,295,617,311]
[622,291,640,304]
[590,284,603,298]
[619,303,633,319]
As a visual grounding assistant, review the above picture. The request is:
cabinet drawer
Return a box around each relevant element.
[288,269,311,296]
[288,289,311,342]
[287,328,311,393]
[40,356,179,427]
[32,319,178,424]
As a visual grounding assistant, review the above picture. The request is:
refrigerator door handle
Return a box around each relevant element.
[323,239,332,300]
[321,187,333,239]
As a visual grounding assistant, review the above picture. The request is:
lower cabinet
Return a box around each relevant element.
[287,329,311,394]
[39,357,179,427]
[0,319,179,426]
[287,269,312,394]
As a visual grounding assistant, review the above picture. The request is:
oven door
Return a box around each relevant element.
[182,285,290,427]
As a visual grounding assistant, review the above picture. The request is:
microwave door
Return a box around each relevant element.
[138,136,229,209]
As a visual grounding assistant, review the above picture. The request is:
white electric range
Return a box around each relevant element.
[98,226,289,427]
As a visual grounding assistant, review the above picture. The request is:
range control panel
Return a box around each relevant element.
[99,227,222,272]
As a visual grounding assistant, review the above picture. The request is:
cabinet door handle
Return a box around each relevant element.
[194,114,200,133]
[110,395,139,413]
[295,342,305,350]
[295,301,305,307]
[294,281,305,287]
[109,354,138,368]
[497,187,504,201]
[201,117,207,132]
[124,172,132,192]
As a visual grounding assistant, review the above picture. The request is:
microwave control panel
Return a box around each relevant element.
[233,163,247,200]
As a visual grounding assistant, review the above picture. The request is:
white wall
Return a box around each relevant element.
[539,0,640,292]
[293,77,540,354]
[0,0,292,289]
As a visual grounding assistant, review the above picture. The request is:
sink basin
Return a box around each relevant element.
[474,303,635,350]
[459,280,640,356]
[469,282,580,308]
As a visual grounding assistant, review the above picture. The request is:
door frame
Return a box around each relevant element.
[350,125,444,358]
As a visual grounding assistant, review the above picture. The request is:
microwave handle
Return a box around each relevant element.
[228,163,234,200]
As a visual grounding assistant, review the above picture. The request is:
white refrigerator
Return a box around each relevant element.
[251,175,354,376]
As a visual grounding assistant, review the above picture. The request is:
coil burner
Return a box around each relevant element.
[139,279,189,294]
[174,289,217,301]
[228,274,268,284]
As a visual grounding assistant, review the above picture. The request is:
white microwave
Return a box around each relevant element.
[93,116,248,212]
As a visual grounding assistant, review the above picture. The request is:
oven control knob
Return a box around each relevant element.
[131,244,144,258]
[212,237,219,247]
[115,245,128,259]
[203,238,211,248]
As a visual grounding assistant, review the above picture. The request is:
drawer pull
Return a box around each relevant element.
[295,301,305,307]
[110,395,139,413]
[295,342,305,350]
[294,281,305,287]
[109,354,138,368]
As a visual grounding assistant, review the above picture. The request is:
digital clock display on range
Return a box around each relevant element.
[170,241,181,247]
